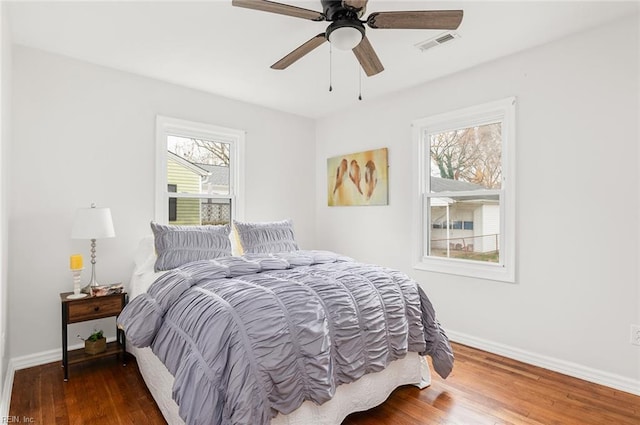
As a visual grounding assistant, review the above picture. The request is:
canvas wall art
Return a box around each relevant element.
[327,147,389,206]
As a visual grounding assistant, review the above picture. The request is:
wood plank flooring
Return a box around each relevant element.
[9,343,640,424]
[9,354,165,425]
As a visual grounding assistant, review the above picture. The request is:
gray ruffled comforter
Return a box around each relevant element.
[117,250,453,425]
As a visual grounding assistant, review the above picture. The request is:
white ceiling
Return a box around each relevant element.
[7,1,638,118]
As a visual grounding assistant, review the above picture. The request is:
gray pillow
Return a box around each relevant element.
[233,219,299,254]
[150,222,231,271]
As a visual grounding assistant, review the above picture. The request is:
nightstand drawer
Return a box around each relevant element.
[67,296,123,323]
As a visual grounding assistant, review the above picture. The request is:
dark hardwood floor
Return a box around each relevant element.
[9,354,165,425]
[9,343,640,424]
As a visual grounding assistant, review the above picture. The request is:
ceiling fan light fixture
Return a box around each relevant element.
[327,24,364,50]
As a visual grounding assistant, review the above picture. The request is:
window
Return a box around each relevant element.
[412,98,516,282]
[156,116,244,225]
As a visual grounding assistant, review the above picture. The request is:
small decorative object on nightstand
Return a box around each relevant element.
[67,254,87,299]
[81,330,107,355]
[60,291,127,381]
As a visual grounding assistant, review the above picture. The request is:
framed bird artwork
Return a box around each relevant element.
[327,147,388,206]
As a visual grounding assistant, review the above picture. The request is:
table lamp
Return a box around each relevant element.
[71,203,115,294]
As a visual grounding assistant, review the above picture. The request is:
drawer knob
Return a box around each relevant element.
[94,306,100,312]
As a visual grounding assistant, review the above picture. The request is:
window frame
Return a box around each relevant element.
[412,97,516,282]
[167,184,177,222]
[155,116,245,225]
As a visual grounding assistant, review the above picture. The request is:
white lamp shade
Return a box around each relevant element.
[329,26,363,50]
[71,206,115,239]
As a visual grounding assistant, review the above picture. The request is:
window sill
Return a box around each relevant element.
[413,257,515,283]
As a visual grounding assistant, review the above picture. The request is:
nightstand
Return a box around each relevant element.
[60,291,128,381]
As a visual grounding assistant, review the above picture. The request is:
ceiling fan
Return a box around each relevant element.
[232,0,463,77]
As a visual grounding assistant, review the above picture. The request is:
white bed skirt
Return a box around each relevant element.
[132,345,431,425]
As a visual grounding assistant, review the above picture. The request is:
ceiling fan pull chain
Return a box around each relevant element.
[329,43,333,92]
[358,66,363,100]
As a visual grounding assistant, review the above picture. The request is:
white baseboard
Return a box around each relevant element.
[0,337,118,417]
[447,330,640,396]
[9,337,117,372]
[0,360,14,420]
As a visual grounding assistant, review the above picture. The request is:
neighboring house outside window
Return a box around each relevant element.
[198,163,232,225]
[166,151,209,225]
[412,97,516,282]
[156,116,244,226]
[429,177,498,254]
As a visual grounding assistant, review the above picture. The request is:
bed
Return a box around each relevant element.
[119,221,453,425]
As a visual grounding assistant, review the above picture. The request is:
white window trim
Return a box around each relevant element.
[411,97,516,283]
[155,116,245,224]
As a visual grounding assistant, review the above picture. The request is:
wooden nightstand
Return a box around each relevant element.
[60,291,128,381]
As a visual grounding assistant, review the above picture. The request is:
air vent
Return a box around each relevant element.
[415,31,460,52]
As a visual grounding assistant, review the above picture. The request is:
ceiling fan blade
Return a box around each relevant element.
[352,36,384,77]
[232,0,325,21]
[272,33,327,70]
[367,10,463,30]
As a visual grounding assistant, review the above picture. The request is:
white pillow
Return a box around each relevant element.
[133,235,156,275]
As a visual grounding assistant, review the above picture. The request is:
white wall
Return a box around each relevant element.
[9,46,316,359]
[0,1,12,404]
[316,16,639,392]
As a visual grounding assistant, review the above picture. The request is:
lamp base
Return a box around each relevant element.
[81,284,98,295]
[82,253,100,295]
[67,293,88,300]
